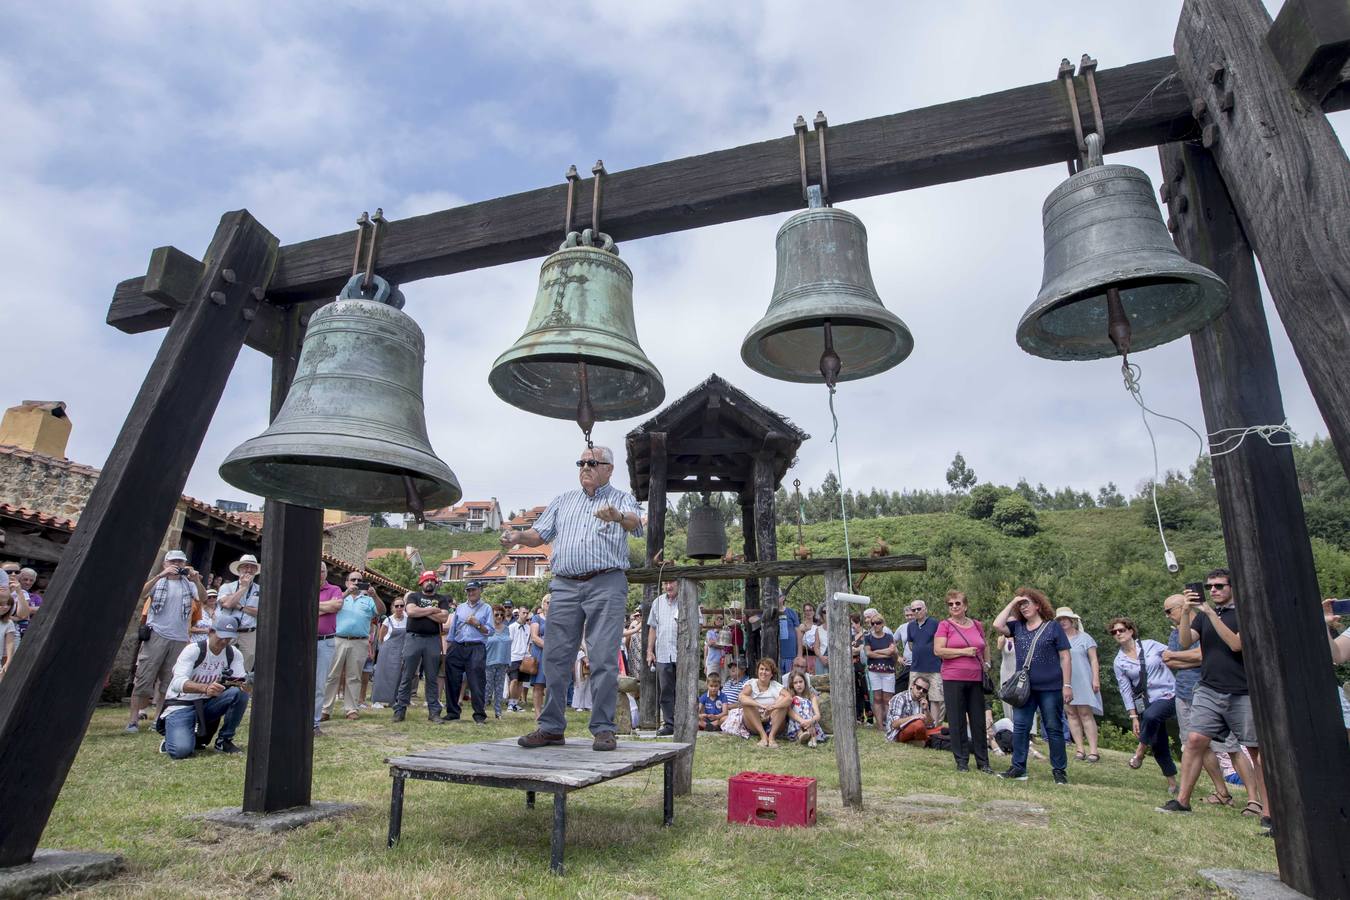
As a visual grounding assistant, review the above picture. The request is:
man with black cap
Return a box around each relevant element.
[393,570,450,723]
[158,614,249,758]
[445,580,493,724]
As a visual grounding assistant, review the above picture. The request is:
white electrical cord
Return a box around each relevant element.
[827,386,854,588]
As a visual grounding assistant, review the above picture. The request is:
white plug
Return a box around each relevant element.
[1164,550,1179,573]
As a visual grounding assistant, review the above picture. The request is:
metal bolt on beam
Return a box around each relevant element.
[251,287,266,301]
[1206,62,1226,85]
[1176,194,1189,214]
[241,308,256,321]
[221,269,237,284]
[1192,97,1209,120]
[1219,90,1235,113]
[209,291,227,305]
[1202,123,1220,148]
[1161,182,1174,202]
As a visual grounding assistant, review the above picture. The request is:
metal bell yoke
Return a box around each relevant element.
[220,273,462,513]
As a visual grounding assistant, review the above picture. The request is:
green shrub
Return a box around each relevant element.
[991,495,1040,537]
[965,483,1009,520]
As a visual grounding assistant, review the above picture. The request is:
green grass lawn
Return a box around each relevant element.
[44,705,1276,898]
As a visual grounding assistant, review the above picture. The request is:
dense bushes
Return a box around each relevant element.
[991,495,1040,536]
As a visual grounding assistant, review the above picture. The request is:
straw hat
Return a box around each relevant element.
[1054,606,1082,627]
[229,554,261,576]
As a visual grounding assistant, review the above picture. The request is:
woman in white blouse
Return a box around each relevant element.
[1109,616,1178,794]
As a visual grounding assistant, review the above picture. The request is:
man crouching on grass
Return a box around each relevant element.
[157,614,249,759]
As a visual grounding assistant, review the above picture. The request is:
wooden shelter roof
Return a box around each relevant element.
[624,374,808,502]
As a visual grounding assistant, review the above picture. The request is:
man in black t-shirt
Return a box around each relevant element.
[1159,568,1268,824]
[392,571,450,723]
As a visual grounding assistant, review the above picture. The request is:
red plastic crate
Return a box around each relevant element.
[727,772,817,828]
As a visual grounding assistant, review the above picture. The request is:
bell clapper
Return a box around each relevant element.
[1106,285,1132,364]
[819,320,842,390]
[403,475,426,524]
[576,359,596,449]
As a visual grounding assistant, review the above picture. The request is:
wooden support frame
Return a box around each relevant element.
[825,569,863,809]
[753,454,779,666]
[639,432,666,728]
[1162,138,1350,899]
[1175,0,1350,481]
[670,578,701,795]
[1266,0,1350,102]
[0,210,279,866]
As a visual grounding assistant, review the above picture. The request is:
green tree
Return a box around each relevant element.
[965,483,1010,520]
[945,451,977,493]
[367,553,416,590]
[991,495,1040,537]
[1096,482,1126,508]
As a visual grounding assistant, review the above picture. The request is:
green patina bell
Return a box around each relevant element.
[220,274,461,514]
[490,229,664,428]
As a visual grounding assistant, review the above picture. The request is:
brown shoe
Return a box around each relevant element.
[518,728,566,748]
[592,731,617,751]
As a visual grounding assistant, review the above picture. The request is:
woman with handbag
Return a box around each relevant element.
[934,590,993,773]
[1110,616,1179,794]
[992,588,1073,784]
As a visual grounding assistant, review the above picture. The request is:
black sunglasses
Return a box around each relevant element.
[1109,628,1128,635]
[576,459,611,468]
[1205,583,1228,590]
[914,685,929,693]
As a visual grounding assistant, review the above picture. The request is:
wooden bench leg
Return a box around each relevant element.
[526,790,535,810]
[387,773,406,848]
[663,759,674,826]
[550,792,566,875]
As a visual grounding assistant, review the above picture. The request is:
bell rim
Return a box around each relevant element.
[487,353,666,422]
[740,313,915,384]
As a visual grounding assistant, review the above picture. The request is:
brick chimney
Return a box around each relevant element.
[0,401,71,459]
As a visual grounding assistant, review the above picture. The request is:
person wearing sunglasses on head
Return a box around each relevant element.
[506,445,643,752]
[1159,569,1269,832]
[1108,615,1178,796]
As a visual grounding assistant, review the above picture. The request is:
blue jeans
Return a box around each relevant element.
[314,638,335,726]
[163,687,249,759]
[1011,687,1068,773]
[486,663,508,715]
[1139,697,1178,777]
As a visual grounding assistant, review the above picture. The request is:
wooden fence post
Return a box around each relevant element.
[0,211,278,865]
[1161,139,1350,898]
[825,569,862,809]
[671,577,701,795]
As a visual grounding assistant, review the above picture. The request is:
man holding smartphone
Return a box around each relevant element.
[1159,568,1269,829]
[322,571,385,720]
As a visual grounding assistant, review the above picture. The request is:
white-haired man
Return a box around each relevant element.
[906,599,945,725]
[506,445,642,752]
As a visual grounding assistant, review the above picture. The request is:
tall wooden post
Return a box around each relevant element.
[1175,0,1350,480]
[0,211,278,866]
[825,568,862,809]
[242,306,325,813]
[670,577,700,795]
[753,454,779,666]
[740,498,758,624]
[1161,140,1350,898]
[640,433,666,728]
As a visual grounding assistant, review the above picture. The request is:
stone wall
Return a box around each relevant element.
[323,516,371,569]
[0,446,99,520]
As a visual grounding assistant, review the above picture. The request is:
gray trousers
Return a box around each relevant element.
[395,633,442,715]
[657,661,677,728]
[539,570,626,736]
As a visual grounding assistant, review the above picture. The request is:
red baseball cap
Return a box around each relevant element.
[418,570,438,585]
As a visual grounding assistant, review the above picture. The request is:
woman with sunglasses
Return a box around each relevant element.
[485,605,513,718]
[992,588,1072,783]
[934,590,992,773]
[1109,616,1179,794]
[370,595,409,708]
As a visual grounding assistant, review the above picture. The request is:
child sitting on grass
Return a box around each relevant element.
[699,672,726,731]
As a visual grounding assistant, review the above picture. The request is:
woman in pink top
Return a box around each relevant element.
[933,590,992,773]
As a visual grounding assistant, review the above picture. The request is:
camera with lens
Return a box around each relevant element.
[175,566,188,576]
[357,580,370,591]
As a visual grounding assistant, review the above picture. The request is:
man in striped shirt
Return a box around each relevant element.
[509,445,643,751]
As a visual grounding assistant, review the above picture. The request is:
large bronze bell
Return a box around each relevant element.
[1018,146,1229,360]
[685,495,727,560]
[741,202,913,384]
[220,274,461,513]
[489,230,664,427]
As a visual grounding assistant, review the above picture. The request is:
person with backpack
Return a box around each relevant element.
[157,614,249,759]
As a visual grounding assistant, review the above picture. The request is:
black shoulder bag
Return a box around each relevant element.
[999,624,1048,709]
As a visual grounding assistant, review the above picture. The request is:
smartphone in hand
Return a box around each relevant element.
[1331,599,1350,616]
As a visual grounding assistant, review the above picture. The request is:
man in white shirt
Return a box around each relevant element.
[647,580,680,736]
[126,550,203,733]
[217,554,261,672]
[158,614,249,758]
[507,605,531,713]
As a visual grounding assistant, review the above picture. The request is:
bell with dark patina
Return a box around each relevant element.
[742,204,913,385]
[1018,151,1229,361]
[490,230,664,428]
[685,496,727,560]
[220,274,461,514]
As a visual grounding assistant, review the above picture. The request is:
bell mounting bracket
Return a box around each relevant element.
[1059,54,1107,174]
[344,208,404,308]
[794,112,831,208]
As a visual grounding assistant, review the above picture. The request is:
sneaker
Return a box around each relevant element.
[391,709,406,723]
[215,739,243,754]
[656,724,675,737]
[1053,769,1068,785]
[124,723,140,734]
[978,765,996,775]
[371,702,385,710]
[997,768,1028,781]
[473,719,487,726]
[592,731,617,751]
[518,728,566,748]
[158,740,167,754]
[1156,799,1192,813]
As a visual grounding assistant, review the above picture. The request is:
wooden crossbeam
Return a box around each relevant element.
[1266,0,1350,101]
[106,57,1350,339]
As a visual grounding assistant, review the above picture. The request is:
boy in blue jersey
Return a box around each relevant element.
[699,672,726,730]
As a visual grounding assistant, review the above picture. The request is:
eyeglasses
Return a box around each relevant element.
[493,612,504,617]
[1017,599,1035,606]
[914,685,929,693]
[576,459,612,468]
[1109,628,1127,635]
[946,601,963,607]
[1206,583,1228,591]
[393,604,406,609]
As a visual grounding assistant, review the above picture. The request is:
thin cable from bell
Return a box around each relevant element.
[826,386,854,589]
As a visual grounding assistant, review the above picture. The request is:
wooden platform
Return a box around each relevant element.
[385,738,692,874]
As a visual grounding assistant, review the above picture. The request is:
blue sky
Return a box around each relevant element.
[2,1,1343,518]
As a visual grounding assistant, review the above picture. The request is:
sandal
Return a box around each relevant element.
[1203,791,1234,806]
[1241,800,1263,817]
[1087,754,1100,763]
[1075,750,1086,761]
[1128,755,1143,770]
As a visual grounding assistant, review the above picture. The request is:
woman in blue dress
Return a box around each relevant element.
[1056,606,1103,762]
[528,594,549,719]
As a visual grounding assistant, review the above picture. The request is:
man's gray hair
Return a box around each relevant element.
[589,445,615,465]
[19,568,37,578]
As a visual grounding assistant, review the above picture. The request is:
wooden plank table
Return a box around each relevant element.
[385,738,692,874]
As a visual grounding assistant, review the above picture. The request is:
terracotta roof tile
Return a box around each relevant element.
[0,503,76,532]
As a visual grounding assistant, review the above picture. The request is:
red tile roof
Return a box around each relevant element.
[0,503,76,532]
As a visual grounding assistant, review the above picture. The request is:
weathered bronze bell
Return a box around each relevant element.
[1018,158,1229,360]
[220,275,461,513]
[685,496,727,560]
[742,204,913,384]
[490,230,664,426]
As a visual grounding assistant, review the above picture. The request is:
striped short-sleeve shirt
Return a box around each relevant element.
[533,482,643,578]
